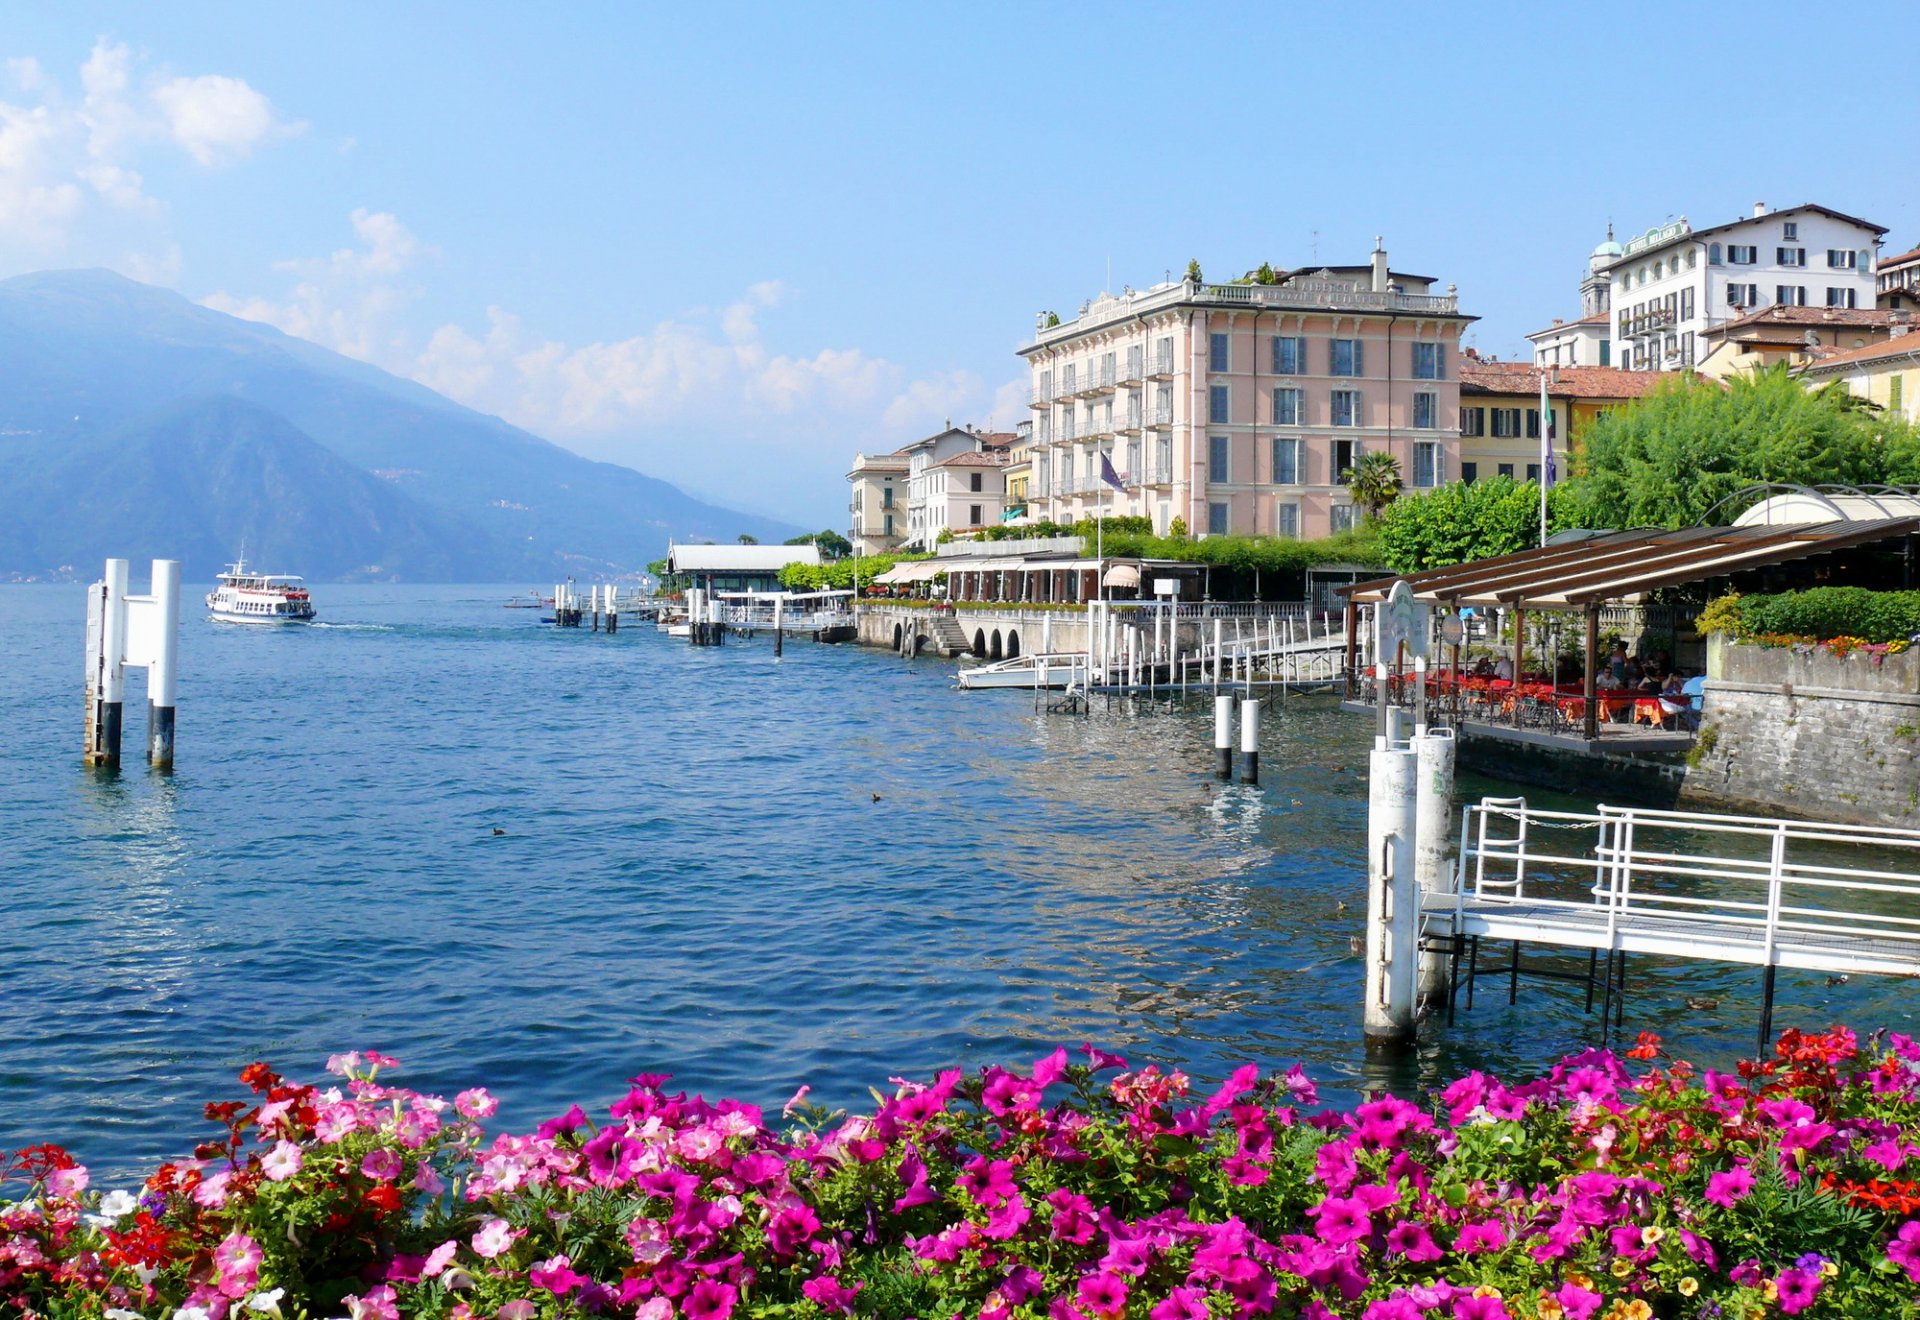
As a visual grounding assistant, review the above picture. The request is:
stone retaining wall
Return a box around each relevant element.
[1681,640,1920,825]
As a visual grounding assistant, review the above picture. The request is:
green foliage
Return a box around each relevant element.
[1168,516,1188,539]
[1376,476,1582,573]
[1344,451,1403,521]
[784,529,852,560]
[778,552,931,592]
[1184,258,1203,284]
[1710,587,1920,644]
[1092,524,1386,574]
[1562,365,1920,530]
[735,534,759,544]
[1044,311,1061,328]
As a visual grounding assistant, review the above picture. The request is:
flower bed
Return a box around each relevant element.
[6,1031,1920,1318]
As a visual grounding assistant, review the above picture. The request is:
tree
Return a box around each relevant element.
[786,529,852,560]
[1253,261,1279,285]
[1376,476,1580,573]
[1345,451,1403,522]
[736,534,759,545]
[1185,259,1204,285]
[1562,365,1919,529]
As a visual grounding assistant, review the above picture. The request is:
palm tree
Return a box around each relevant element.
[1344,451,1403,522]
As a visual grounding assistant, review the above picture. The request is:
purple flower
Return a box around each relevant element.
[682,1280,737,1320]
[1384,1220,1442,1262]
[1076,1271,1128,1317]
[1452,1296,1508,1320]
[1363,1295,1424,1320]
[1455,1219,1507,1253]
[1704,1165,1754,1207]
[1309,1195,1370,1246]
[1888,1220,1920,1282]
[1775,1267,1821,1314]
[1149,1288,1210,1320]
[801,1276,862,1313]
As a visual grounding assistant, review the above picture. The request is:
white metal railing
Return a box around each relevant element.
[1453,798,1920,969]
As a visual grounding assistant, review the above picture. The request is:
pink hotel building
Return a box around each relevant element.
[1018,243,1473,539]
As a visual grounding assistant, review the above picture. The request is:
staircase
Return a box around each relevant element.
[928,611,971,657]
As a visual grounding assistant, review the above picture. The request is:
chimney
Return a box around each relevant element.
[1371,236,1389,293]
[1753,201,1767,218]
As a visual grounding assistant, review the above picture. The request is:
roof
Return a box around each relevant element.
[974,431,1019,450]
[1459,361,1678,400]
[1525,311,1611,340]
[1879,245,1920,269]
[1703,305,1901,338]
[933,451,1008,469]
[667,543,822,574]
[1341,520,1920,610]
[1796,332,1920,375]
[1603,204,1890,270]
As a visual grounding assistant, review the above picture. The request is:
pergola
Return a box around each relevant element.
[1340,518,1920,738]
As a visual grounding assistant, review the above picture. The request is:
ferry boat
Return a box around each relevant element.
[206,558,316,624]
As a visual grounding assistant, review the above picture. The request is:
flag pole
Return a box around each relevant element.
[1538,369,1550,548]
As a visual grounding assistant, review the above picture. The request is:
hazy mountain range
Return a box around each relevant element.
[0,269,799,582]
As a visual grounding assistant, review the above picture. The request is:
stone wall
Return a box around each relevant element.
[1681,640,1920,825]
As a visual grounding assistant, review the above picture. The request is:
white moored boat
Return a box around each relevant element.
[206,558,316,624]
[955,652,1091,690]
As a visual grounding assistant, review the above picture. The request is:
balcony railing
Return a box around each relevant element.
[1086,364,1116,393]
[1145,353,1175,379]
[1623,307,1677,338]
[1148,403,1174,428]
[1117,411,1143,433]
[1029,386,1051,409]
[1143,463,1174,486]
[1119,356,1144,384]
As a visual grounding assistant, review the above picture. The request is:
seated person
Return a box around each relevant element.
[1596,668,1622,691]
[1657,672,1691,727]
[1493,656,1514,682]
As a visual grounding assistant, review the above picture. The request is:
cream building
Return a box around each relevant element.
[1797,328,1920,423]
[1018,242,1473,540]
[1694,306,1905,380]
[846,450,908,556]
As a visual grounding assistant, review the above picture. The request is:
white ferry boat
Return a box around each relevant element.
[206,558,316,624]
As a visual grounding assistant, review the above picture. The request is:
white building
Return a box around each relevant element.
[847,450,908,556]
[1599,203,1885,371]
[891,425,1015,550]
[1528,227,1623,368]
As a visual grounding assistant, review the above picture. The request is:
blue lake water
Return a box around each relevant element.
[0,585,1906,1180]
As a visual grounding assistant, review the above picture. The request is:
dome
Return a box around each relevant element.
[1591,238,1624,258]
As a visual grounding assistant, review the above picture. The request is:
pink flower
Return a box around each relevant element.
[529,1254,587,1296]
[1385,1220,1442,1262]
[801,1275,863,1313]
[413,1163,445,1196]
[1452,1296,1509,1320]
[193,1171,232,1208]
[346,1284,399,1320]
[214,1231,263,1298]
[1149,1285,1211,1320]
[1077,1271,1129,1316]
[1553,1282,1602,1320]
[261,1140,303,1182]
[455,1087,498,1119]
[1887,1220,1920,1282]
[45,1166,89,1198]
[1455,1220,1507,1253]
[496,1304,537,1320]
[1310,1195,1370,1246]
[1704,1165,1754,1207]
[1775,1268,1821,1314]
[471,1218,521,1259]
[360,1148,402,1182]
[421,1240,459,1278]
[682,1280,737,1320]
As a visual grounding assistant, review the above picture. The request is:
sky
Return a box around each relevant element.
[4,2,1917,527]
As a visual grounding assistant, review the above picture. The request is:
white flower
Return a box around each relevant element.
[98,1190,139,1218]
[245,1289,286,1315]
[105,1309,145,1320]
[175,1308,213,1320]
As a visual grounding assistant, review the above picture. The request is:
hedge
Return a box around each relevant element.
[1700,589,1920,646]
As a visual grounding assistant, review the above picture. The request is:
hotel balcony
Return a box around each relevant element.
[1144,353,1175,380]
[1118,358,1144,385]
[1142,463,1174,486]
[1029,386,1051,409]
[1085,364,1116,394]
[1116,412,1143,434]
[1623,307,1676,338]
[1146,406,1174,430]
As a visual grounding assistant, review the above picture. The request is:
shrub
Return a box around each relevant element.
[1740,587,1920,646]
[8,1031,1920,1319]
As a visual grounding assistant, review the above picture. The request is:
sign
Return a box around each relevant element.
[1379,580,1430,660]
[1153,578,1179,597]
[1440,614,1464,647]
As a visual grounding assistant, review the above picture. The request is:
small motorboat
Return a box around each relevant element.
[956,652,1090,690]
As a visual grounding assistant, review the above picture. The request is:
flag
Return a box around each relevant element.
[1539,372,1557,489]
[1099,452,1127,494]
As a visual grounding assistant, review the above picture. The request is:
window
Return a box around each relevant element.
[1153,385,1174,425]
[1413,441,1442,488]
[1208,385,1230,424]
[1332,438,1358,479]
[1491,408,1521,438]
[1413,391,1437,429]
[1126,438,1141,478]
[1600,339,1611,366]
[1526,464,1540,482]
[1039,369,1052,399]
[1526,408,1540,439]
[1892,375,1904,411]
[1126,345,1142,378]
[1461,406,1485,436]
[1461,462,1479,484]
[1330,389,1361,427]
[1272,386,1302,425]
[1497,463,1514,478]
[1208,434,1229,483]
[1062,364,1077,392]
[1061,451,1074,489]
[1682,331,1695,365]
[1686,249,1697,268]
[1271,436,1300,485]
[1155,336,1173,374]
[1680,286,1694,320]
[1827,287,1858,308]
[970,472,983,492]
[1412,342,1445,379]
[1271,335,1307,374]
[1155,435,1170,480]
[1778,247,1805,267]
[1776,285,1807,306]
[969,504,982,526]
[1827,249,1857,269]
[1783,221,1798,240]
[1274,502,1300,539]
[1208,502,1229,536]
[1209,332,1229,372]
[1727,283,1759,307]
[1330,504,1356,533]
[1708,243,1722,265]
[1727,245,1758,264]
[1038,415,1051,444]
[883,513,893,535]
[882,486,894,508]
[1331,338,1364,376]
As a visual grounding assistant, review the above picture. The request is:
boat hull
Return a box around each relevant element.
[208,609,313,625]
[956,654,1088,690]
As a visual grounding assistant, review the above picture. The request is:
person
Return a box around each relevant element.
[1658,671,1690,728]
[1494,655,1513,682]
[1607,643,1629,685]
[1596,667,1621,691]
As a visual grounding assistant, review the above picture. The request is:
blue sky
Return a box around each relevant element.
[4,2,1916,525]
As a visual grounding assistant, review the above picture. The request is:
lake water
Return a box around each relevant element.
[0,585,1905,1179]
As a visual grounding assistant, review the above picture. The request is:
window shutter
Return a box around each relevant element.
[1437,344,1446,378]
[1354,339,1365,377]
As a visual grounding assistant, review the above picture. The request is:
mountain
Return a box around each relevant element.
[0,269,800,581]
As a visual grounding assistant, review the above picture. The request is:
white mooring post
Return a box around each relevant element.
[85,558,180,769]
[1413,727,1457,1006]
[1238,697,1261,784]
[773,593,784,659]
[1211,618,1223,690]
[1213,693,1234,780]
[1365,729,1420,1047]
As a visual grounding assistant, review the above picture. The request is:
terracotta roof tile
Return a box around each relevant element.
[1797,331,1920,374]
[933,451,1009,468]
[1459,361,1682,400]
[1705,305,1899,336]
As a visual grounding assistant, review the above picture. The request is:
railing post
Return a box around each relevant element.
[1763,823,1787,969]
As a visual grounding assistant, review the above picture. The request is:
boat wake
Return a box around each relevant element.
[307,622,394,631]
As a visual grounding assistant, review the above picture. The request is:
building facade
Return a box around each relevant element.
[846,450,908,556]
[1018,242,1473,540]
[1878,243,1920,311]
[1694,305,1906,380]
[1528,228,1622,368]
[1457,360,1673,483]
[1797,329,1920,424]
[1602,203,1884,371]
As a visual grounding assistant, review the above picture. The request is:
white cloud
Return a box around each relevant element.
[0,39,296,258]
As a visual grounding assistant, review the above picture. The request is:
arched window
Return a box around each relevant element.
[1707,243,1722,265]
[1686,250,1697,268]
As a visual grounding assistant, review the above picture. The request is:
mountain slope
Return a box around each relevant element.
[0,269,799,580]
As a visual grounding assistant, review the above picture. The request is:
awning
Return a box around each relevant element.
[871,560,942,585]
[1103,564,1142,589]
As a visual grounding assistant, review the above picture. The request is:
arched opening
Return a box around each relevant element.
[973,628,987,657]
[892,623,903,650]
[990,629,1003,659]
[1006,630,1021,659]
